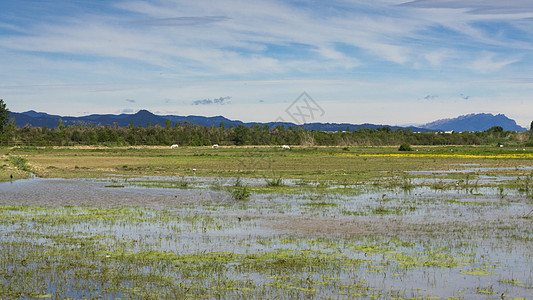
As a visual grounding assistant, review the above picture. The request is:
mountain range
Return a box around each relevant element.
[8,110,528,132]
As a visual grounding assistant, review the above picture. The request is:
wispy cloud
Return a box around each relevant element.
[460,94,470,100]
[192,96,232,106]
[468,52,519,74]
[134,16,230,26]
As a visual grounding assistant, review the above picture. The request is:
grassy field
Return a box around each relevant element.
[2,145,533,184]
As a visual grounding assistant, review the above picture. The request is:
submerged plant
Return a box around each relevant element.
[431,178,447,190]
[399,176,414,191]
[177,176,189,188]
[498,186,506,199]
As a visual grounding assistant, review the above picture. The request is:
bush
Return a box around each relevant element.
[398,143,413,151]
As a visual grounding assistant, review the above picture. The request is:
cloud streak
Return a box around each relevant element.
[192,96,232,106]
[134,16,230,26]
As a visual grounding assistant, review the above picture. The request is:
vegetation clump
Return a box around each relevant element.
[266,177,284,187]
[231,177,251,200]
[398,143,413,151]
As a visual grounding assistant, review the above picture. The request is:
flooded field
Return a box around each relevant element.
[1,174,532,299]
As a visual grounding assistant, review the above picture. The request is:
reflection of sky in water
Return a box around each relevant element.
[1,177,532,299]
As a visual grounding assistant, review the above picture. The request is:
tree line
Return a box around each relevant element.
[0,118,531,147]
[0,99,531,147]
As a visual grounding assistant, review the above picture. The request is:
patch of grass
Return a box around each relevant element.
[9,156,32,172]
[231,178,251,200]
[105,184,125,188]
[266,177,284,187]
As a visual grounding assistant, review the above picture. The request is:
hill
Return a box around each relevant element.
[422,113,526,132]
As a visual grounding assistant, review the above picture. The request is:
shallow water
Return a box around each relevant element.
[1,176,532,299]
[408,165,533,175]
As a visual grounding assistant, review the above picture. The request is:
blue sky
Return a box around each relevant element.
[1,0,532,127]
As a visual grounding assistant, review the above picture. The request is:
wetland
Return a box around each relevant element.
[1,146,532,299]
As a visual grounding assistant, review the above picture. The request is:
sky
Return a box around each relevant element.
[1,0,533,127]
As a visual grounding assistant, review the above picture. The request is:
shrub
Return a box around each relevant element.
[398,143,413,151]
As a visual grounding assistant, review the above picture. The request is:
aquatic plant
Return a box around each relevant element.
[266,177,284,187]
[231,186,251,200]
[231,178,250,200]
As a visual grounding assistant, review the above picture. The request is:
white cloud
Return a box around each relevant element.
[468,52,519,74]
[423,50,454,66]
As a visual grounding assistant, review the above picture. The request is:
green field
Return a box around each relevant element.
[2,145,533,184]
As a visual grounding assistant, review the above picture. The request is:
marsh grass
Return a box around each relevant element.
[105,184,125,188]
[231,178,251,200]
[265,177,284,187]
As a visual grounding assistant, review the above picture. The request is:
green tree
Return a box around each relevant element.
[0,99,10,132]
[487,126,504,133]
[57,118,65,130]
[232,125,250,145]
[530,120,533,140]
[165,119,172,129]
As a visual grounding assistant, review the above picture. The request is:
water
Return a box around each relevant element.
[1,176,532,299]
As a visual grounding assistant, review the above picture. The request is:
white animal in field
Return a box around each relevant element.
[281,145,291,150]
[212,144,219,149]
[170,144,179,149]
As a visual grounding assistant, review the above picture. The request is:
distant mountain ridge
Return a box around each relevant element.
[422,113,526,132]
[8,110,429,132]
[8,110,527,132]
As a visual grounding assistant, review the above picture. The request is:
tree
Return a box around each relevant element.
[530,121,533,140]
[165,119,172,129]
[232,125,250,145]
[0,99,10,132]
[487,126,504,133]
[57,118,65,130]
